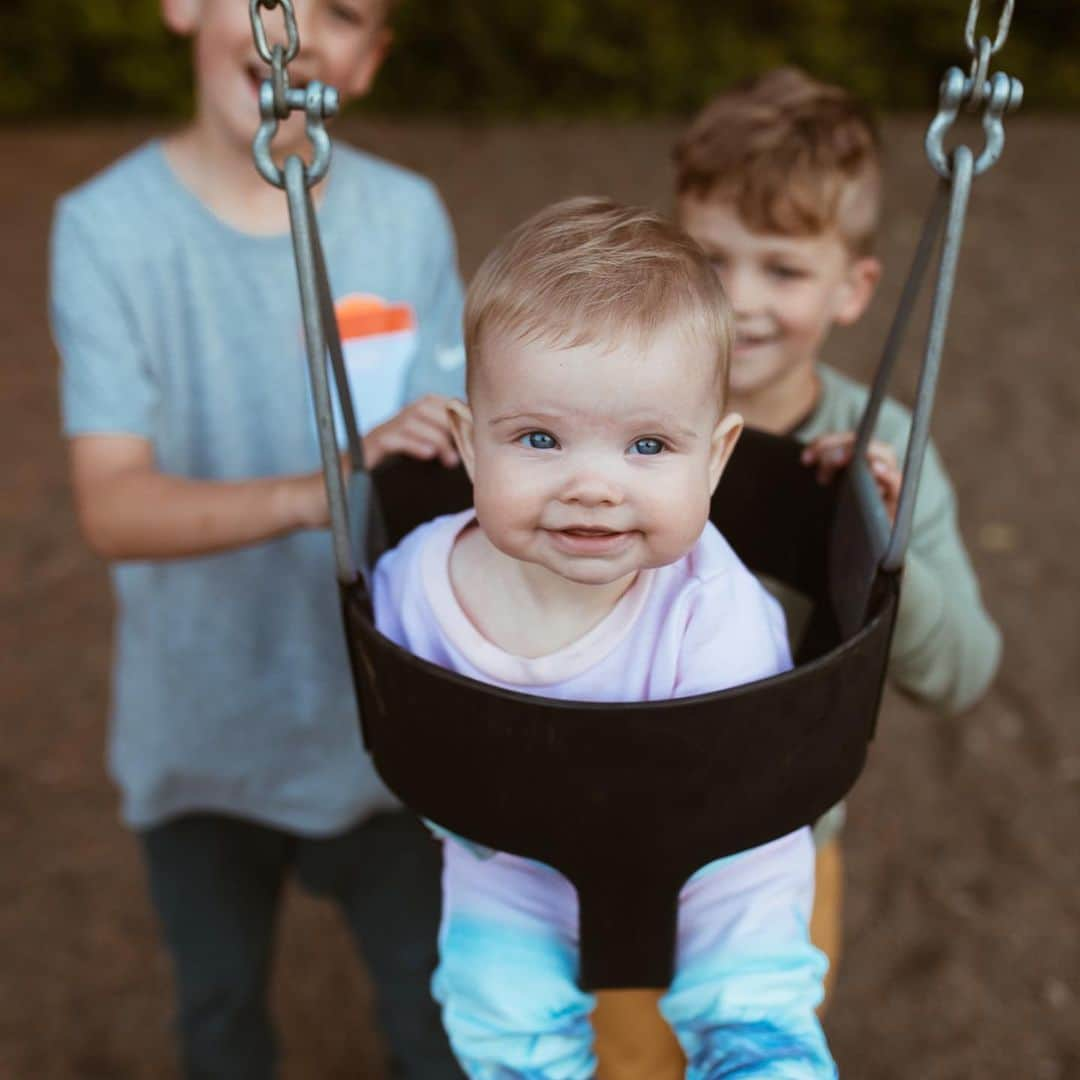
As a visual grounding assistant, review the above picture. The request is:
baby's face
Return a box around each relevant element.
[450,321,741,587]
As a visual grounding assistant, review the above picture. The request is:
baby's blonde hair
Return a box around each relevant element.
[674,67,882,255]
[465,196,734,400]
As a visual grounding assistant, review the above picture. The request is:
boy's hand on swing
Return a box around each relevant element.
[281,451,352,531]
[363,395,460,470]
[284,393,460,532]
[801,432,902,522]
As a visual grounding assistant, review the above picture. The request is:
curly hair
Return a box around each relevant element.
[674,67,882,254]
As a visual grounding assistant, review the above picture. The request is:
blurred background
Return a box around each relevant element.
[2,1,1079,1078]
[2,0,1080,119]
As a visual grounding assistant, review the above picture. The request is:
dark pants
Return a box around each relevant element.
[140,810,463,1080]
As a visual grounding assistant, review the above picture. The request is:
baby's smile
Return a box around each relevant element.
[545,525,635,557]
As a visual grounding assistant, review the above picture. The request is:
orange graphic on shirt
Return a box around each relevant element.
[335,294,416,340]
[328,293,419,433]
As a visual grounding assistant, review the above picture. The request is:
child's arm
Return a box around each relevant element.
[885,439,1002,714]
[69,395,457,561]
[52,187,459,563]
[802,432,1001,715]
[69,433,326,559]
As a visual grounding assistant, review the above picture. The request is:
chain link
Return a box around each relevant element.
[967,34,992,108]
[249,0,339,189]
[250,0,299,66]
[964,0,1016,57]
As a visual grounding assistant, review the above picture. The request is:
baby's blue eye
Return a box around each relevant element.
[632,438,664,456]
[522,431,557,450]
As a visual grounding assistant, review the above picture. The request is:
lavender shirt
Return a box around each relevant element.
[373,510,792,700]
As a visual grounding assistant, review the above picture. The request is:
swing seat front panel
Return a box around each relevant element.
[343,429,898,988]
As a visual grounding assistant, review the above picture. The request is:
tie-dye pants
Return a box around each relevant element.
[433,827,836,1078]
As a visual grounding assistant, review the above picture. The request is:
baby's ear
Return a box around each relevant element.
[161,0,201,36]
[834,255,882,326]
[446,399,476,480]
[708,412,743,493]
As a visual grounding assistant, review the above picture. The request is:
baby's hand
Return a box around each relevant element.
[801,432,902,523]
[363,394,460,470]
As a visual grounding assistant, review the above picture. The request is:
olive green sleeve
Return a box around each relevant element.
[886,440,1002,714]
[796,365,1002,716]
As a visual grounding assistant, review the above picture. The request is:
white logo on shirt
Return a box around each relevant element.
[331,294,419,435]
[435,344,466,371]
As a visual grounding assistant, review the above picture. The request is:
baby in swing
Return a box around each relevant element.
[374,196,835,1078]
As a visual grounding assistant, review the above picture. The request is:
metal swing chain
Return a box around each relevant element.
[249,0,339,189]
[964,0,1015,102]
[965,0,1015,58]
[249,0,374,585]
[862,0,1023,573]
[926,0,1023,176]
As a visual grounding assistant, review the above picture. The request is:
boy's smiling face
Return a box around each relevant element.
[163,0,390,157]
[677,196,880,407]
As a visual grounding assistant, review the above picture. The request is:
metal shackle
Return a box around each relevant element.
[925,66,1023,179]
[253,80,340,189]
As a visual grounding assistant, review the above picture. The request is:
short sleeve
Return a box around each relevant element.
[674,570,794,699]
[402,188,466,402]
[50,199,159,438]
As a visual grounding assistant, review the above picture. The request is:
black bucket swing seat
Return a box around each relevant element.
[248,0,1021,988]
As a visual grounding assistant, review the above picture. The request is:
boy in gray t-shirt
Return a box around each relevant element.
[50,2,463,1077]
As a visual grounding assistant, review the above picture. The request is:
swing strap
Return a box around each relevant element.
[250,0,383,586]
[856,0,1022,572]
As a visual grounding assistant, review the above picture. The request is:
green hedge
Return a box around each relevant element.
[1,0,1076,119]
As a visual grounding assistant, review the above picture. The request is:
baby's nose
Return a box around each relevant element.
[561,468,623,506]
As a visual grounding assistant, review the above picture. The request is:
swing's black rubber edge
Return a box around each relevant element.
[345,578,896,988]
[342,428,899,988]
[345,577,896,855]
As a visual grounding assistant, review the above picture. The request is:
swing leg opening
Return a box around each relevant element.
[593,989,685,1080]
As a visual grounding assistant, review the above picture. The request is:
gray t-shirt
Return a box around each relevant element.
[50,140,465,833]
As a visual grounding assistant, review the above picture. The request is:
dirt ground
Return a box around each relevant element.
[2,115,1078,1079]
